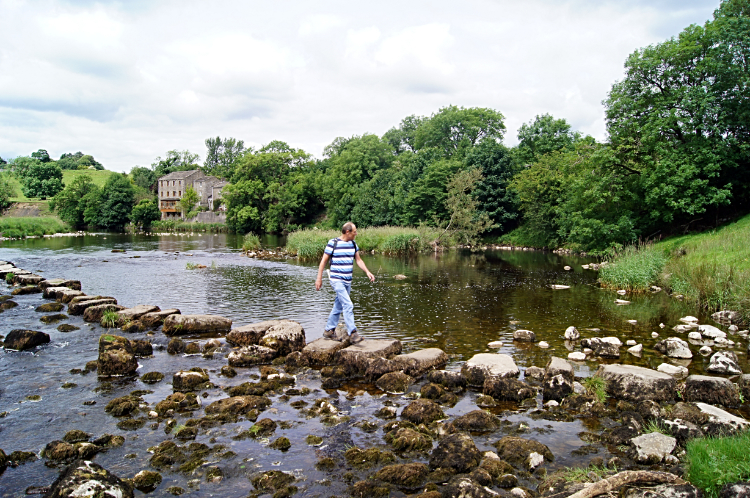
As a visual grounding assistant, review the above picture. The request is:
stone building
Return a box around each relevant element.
[157,170,227,220]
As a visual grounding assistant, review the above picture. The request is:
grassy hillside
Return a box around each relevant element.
[600,213,750,322]
[7,169,116,202]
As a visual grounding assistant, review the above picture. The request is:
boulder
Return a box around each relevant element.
[657,363,689,379]
[712,310,739,325]
[568,352,587,361]
[699,324,727,340]
[461,353,519,387]
[43,286,71,299]
[46,460,133,498]
[162,314,232,336]
[334,339,402,375]
[3,329,50,350]
[628,344,643,356]
[696,403,750,435]
[226,320,284,346]
[483,377,536,402]
[132,470,162,493]
[376,372,413,394]
[543,356,574,401]
[719,483,750,498]
[131,339,153,357]
[525,366,545,381]
[372,463,429,488]
[564,326,580,341]
[69,298,117,315]
[401,399,445,424]
[513,330,536,342]
[204,395,271,415]
[662,418,704,446]
[391,348,449,377]
[300,338,350,367]
[427,369,466,389]
[83,304,126,323]
[584,338,620,358]
[140,309,180,328]
[429,433,482,472]
[258,320,306,356]
[39,279,81,291]
[15,274,44,285]
[446,410,501,433]
[12,285,42,295]
[97,334,137,376]
[596,364,675,402]
[707,351,742,375]
[674,324,697,333]
[36,302,64,312]
[685,375,740,406]
[654,337,693,359]
[630,432,677,464]
[172,369,210,392]
[493,436,554,469]
[116,305,161,324]
[227,345,278,366]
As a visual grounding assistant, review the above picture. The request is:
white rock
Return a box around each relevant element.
[657,363,689,378]
[696,403,750,432]
[626,340,637,346]
[699,324,727,340]
[544,400,559,408]
[631,432,676,463]
[688,332,702,341]
[483,451,500,461]
[564,266,572,271]
[512,487,530,498]
[652,332,659,338]
[674,324,698,333]
[582,264,590,270]
[699,345,712,356]
[527,452,545,470]
[538,341,549,348]
[628,344,643,356]
[550,284,570,290]
[488,341,503,348]
[568,352,587,361]
[149,411,158,418]
[729,325,739,333]
[680,316,699,323]
[627,319,637,324]
[564,326,580,341]
[616,299,631,305]
[659,323,665,329]
[601,337,622,346]
[715,337,730,347]
[617,290,627,295]
[583,348,593,354]
[573,381,585,394]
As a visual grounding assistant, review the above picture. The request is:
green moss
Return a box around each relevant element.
[305,435,323,446]
[269,437,291,451]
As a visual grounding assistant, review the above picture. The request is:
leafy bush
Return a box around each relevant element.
[685,430,750,498]
[242,233,261,252]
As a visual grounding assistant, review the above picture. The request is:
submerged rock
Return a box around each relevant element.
[493,436,554,469]
[35,302,64,313]
[46,460,134,498]
[163,314,232,336]
[3,329,50,351]
[172,369,210,392]
[133,470,163,493]
[596,364,675,402]
[376,371,413,394]
[401,399,445,424]
[97,334,137,377]
[513,330,536,342]
[429,433,482,473]
[373,462,429,488]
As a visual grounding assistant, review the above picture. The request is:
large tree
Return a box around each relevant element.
[203,137,248,179]
[414,105,505,158]
[50,174,98,228]
[151,150,201,177]
[515,114,582,165]
[97,173,135,230]
[130,199,161,231]
[20,161,63,199]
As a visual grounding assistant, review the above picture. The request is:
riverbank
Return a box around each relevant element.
[599,213,750,324]
[0,216,70,239]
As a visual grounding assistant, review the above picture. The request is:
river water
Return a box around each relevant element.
[0,233,745,497]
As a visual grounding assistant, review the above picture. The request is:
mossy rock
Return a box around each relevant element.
[40,314,68,324]
[155,392,200,417]
[480,458,515,481]
[0,300,18,310]
[269,437,291,451]
[385,427,433,452]
[344,447,395,469]
[92,434,125,447]
[117,418,147,431]
[42,440,77,461]
[290,400,308,409]
[492,436,554,468]
[62,429,91,443]
[400,399,445,424]
[8,450,37,465]
[447,409,501,433]
[316,457,335,471]
[220,366,237,378]
[61,382,77,389]
[105,395,140,417]
[243,418,277,438]
[373,462,429,488]
[133,470,163,492]
[349,481,391,497]
[36,302,64,313]
[166,486,185,495]
[184,342,201,355]
[205,466,224,483]
[141,371,165,384]
[250,470,295,491]
[57,324,80,332]
[306,435,323,446]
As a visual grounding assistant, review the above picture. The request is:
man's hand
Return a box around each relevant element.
[366,271,375,282]
[315,276,323,291]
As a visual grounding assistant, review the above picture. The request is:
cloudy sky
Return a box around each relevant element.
[0,0,720,172]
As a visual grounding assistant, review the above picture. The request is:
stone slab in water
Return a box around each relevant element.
[57,289,86,303]
[461,353,519,387]
[684,375,740,406]
[300,338,350,366]
[84,303,126,322]
[227,320,285,346]
[596,364,675,402]
[15,274,45,285]
[140,309,180,328]
[11,285,42,295]
[39,279,81,291]
[98,334,137,376]
[117,305,161,322]
[335,339,402,375]
[45,460,134,498]
[43,286,71,299]
[162,314,232,336]
[258,320,306,356]
[391,348,448,377]
[69,298,117,315]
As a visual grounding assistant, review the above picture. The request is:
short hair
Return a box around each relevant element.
[342,222,355,234]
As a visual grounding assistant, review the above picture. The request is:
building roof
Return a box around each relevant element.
[158,169,205,181]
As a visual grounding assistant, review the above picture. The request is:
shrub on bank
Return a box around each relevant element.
[242,233,261,252]
[0,217,70,239]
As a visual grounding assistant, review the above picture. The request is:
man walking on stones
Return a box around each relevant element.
[315,222,375,344]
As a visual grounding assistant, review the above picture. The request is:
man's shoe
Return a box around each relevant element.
[323,329,335,340]
[349,331,364,344]
[334,325,349,342]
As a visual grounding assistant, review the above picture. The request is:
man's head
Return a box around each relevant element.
[341,222,357,241]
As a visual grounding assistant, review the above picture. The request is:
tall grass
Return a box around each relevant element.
[151,220,228,233]
[685,430,750,498]
[0,217,70,239]
[285,226,445,260]
[242,233,261,252]
[598,244,667,292]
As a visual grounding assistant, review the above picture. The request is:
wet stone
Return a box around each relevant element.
[0,300,18,311]
[334,339,402,376]
[543,356,574,401]
[227,345,278,366]
[204,395,271,416]
[462,353,520,387]
[389,348,449,378]
[596,364,676,402]
[444,409,501,433]
[429,433,482,473]
[84,303,126,322]
[36,302,64,312]
[46,460,134,498]
[484,377,536,402]
[493,436,554,469]
[401,399,445,424]
[140,309,180,328]
[167,338,185,355]
[57,289,85,303]
[11,285,42,295]
[373,462,429,489]
[39,279,81,291]
[133,470,163,493]
[105,395,141,417]
[117,304,160,323]
[162,314,232,336]
[172,369,210,392]
[69,298,117,315]
[40,314,68,324]
[684,375,740,406]
[386,427,433,452]
[3,329,50,351]
[97,334,137,377]
[141,371,165,384]
[63,429,91,443]
[376,371,413,394]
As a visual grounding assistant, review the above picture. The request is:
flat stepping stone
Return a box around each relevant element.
[38,279,81,290]
[595,364,675,402]
[162,314,232,336]
[117,305,161,322]
[43,286,71,299]
[84,304,126,322]
[461,353,519,387]
[335,339,402,375]
[57,289,85,303]
[69,298,117,315]
[390,348,448,377]
[140,309,180,328]
[16,274,45,285]
[300,338,350,367]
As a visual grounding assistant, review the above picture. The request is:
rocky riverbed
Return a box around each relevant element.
[1,257,750,498]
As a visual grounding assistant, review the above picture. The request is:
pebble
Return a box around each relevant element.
[564,266,571,271]
[627,319,637,325]
[617,290,627,295]
[628,344,643,355]
[568,352,587,361]
[699,345,712,356]
[488,341,503,348]
[626,340,637,346]
[616,300,631,305]
[538,341,549,348]
[544,400,559,408]
[651,332,659,338]
[659,323,665,328]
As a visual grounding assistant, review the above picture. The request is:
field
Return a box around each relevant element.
[6,169,116,202]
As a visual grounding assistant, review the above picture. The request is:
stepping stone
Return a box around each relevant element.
[391,348,448,377]
[140,309,180,328]
[43,286,71,299]
[117,305,161,323]
[162,314,232,336]
[15,274,45,285]
[461,353,519,387]
[335,339,402,375]
[300,338,350,367]
[38,279,81,291]
[57,289,86,303]
[696,402,750,434]
[84,304,126,322]
[69,298,117,315]
[595,364,675,402]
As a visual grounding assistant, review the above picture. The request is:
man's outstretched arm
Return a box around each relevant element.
[315,253,330,290]
[355,252,375,282]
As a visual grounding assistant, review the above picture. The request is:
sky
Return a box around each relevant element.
[0,0,722,173]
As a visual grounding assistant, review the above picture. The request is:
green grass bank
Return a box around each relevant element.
[0,216,71,239]
[685,430,750,498]
[149,220,228,233]
[599,213,750,322]
[286,226,447,259]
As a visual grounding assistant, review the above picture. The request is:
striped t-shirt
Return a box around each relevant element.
[325,238,358,281]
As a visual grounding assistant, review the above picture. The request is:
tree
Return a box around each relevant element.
[82,188,103,226]
[414,106,506,157]
[178,186,200,218]
[203,137,248,179]
[130,199,161,231]
[516,114,581,165]
[20,161,64,199]
[9,156,41,177]
[130,166,157,190]
[97,173,135,230]
[436,167,493,246]
[50,174,97,228]
[31,149,51,162]
[465,139,520,233]
[151,150,201,177]
[0,156,7,166]
[0,173,14,211]
[402,159,462,225]
[382,114,426,154]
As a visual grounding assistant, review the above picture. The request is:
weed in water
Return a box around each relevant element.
[685,430,750,498]
[185,262,198,270]
[598,243,667,292]
[643,419,670,435]
[582,377,608,404]
[101,310,119,329]
[5,272,15,284]
[242,233,261,252]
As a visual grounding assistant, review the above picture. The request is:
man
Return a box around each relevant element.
[315,222,375,344]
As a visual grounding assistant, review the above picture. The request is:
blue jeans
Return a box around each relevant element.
[326,279,356,333]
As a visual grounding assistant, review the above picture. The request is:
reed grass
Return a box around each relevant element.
[598,244,667,292]
[0,216,70,239]
[685,430,750,498]
[242,233,261,252]
[285,225,444,260]
[151,220,228,233]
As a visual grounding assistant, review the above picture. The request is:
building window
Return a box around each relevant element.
[179,191,181,196]
[173,191,176,197]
